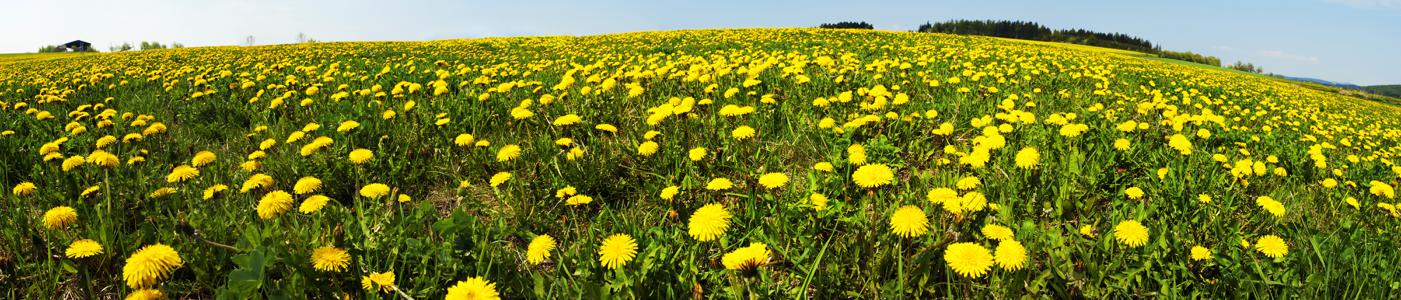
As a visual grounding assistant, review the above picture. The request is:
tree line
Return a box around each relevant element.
[913,20,1238,67]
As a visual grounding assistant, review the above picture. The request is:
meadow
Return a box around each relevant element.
[2,28,1400,299]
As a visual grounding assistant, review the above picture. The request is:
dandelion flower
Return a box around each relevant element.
[348,148,374,164]
[42,206,78,229]
[293,176,322,195]
[758,173,788,189]
[310,246,351,272]
[597,234,638,269]
[706,178,733,190]
[927,188,958,204]
[191,151,216,167]
[1255,196,1286,217]
[454,134,476,147]
[813,162,834,172]
[981,224,1014,241]
[361,271,395,293]
[299,195,331,213]
[360,184,391,198]
[731,126,756,140]
[527,235,557,265]
[808,193,829,211]
[994,240,1027,270]
[1255,235,1288,258]
[944,242,994,278]
[565,194,593,206]
[1167,134,1192,155]
[847,144,867,165]
[1190,245,1212,261]
[496,144,522,162]
[688,203,732,241]
[256,190,294,219]
[637,141,659,156]
[659,186,680,201]
[851,164,895,188]
[65,239,103,259]
[13,182,36,196]
[490,172,512,187]
[445,277,500,300]
[1113,220,1150,247]
[688,147,707,161]
[1014,147,1040,169]
[122,244,183,288]
[165,165,200,184]
[889,205,928,238]
[721,242,772,271]
[1124,187,1145,199]
[125,289,163,300]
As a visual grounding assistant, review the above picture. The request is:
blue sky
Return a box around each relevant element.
[3,0,1397,85]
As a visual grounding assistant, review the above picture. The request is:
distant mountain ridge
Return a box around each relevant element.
[1362,85,1401,98]
[1277,75,1362,89]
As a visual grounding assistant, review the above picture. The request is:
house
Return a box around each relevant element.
[60,40,92,52]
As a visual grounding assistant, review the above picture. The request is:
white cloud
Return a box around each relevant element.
[1324,0,1401,8]
[1258,50,1320,63]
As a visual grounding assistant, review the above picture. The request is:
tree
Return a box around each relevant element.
[245,35,256,46]
[1229,61,1263,73]
[110,42,133,52]
[818,22,875,30]
[172,42,185,48]
[140,41,168,50]
[38,45,64,53]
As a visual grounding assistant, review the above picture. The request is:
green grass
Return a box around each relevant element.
[2,28,1401,299]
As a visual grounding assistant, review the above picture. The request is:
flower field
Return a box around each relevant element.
[2,28,1400,298]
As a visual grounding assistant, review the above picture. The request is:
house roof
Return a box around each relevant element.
[64,40,90,46]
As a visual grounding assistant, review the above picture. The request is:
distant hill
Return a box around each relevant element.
[1363,85,1401,98]
[1277,75,1362,89]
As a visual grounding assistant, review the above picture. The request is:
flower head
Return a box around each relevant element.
[122,244,183,288]
[361,271,395,293]
[1014,147,1040,169]
[348,148,374,164]
[688,203,732,241]
[42,206,78,229]
[256,190,294,219]
[889,205,928,238]
[597,234,638,269]
[360,183,391,198]
[758,173,788,189]
[994,240,1027,270]
[65,239,103,258]
[722,242,772,271]
[1113,220,1150,247]
[706,178,733,190]
[311,246,351,272]
[1190,245,1213,261]
[1255,235,1288,258]
[944,242,994,278]
[445,277,500,300]
[527,235,556,265]
[851,164,895,188]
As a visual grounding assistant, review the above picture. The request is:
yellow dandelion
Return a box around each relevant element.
[721,242,772,271]
[731,125,756,140]
[360,183,392,199]
[256,190,294,219]
[851,164,895,188]
[496,144,522,162]
[1255,196,1286,217]
[42,206,78,230]
[994,240,1027,271]
[293,176,322,195]
[191,151,216,167]
[637,141,659,156]
[889,205,928,238]
[688,147,707,161]
[361,271,395,293]
[1124,187,1145,199]
[659,186,680,201]
[527,235,557,265]
[445,277,501,300]
[813,162,834,172]
[944,242,994,278]
[122,244,183,288]
[13,182,36,196]
[927,188,958,204]
[1014,147,1040,169]
[597,234,638,269]
[1113,220,1150,247]
[706,178,733,190]
[310,246,351,272]
[688,203,732,241]
[65,239,103,259]
[202,184,228,200]
[1190,245,1213,261]
[1255,235,1288,258]
[125,289,164,300]
[348,148,374,164]
[981,224,1014,241]
[299,195,331,213]
[758,173,788,189]
[490,172,512,187]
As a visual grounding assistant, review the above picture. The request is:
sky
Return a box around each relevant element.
[2,0,1398,85]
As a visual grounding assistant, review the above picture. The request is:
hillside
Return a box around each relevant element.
[2,28,1400,299]
[1365,85,1401,98]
